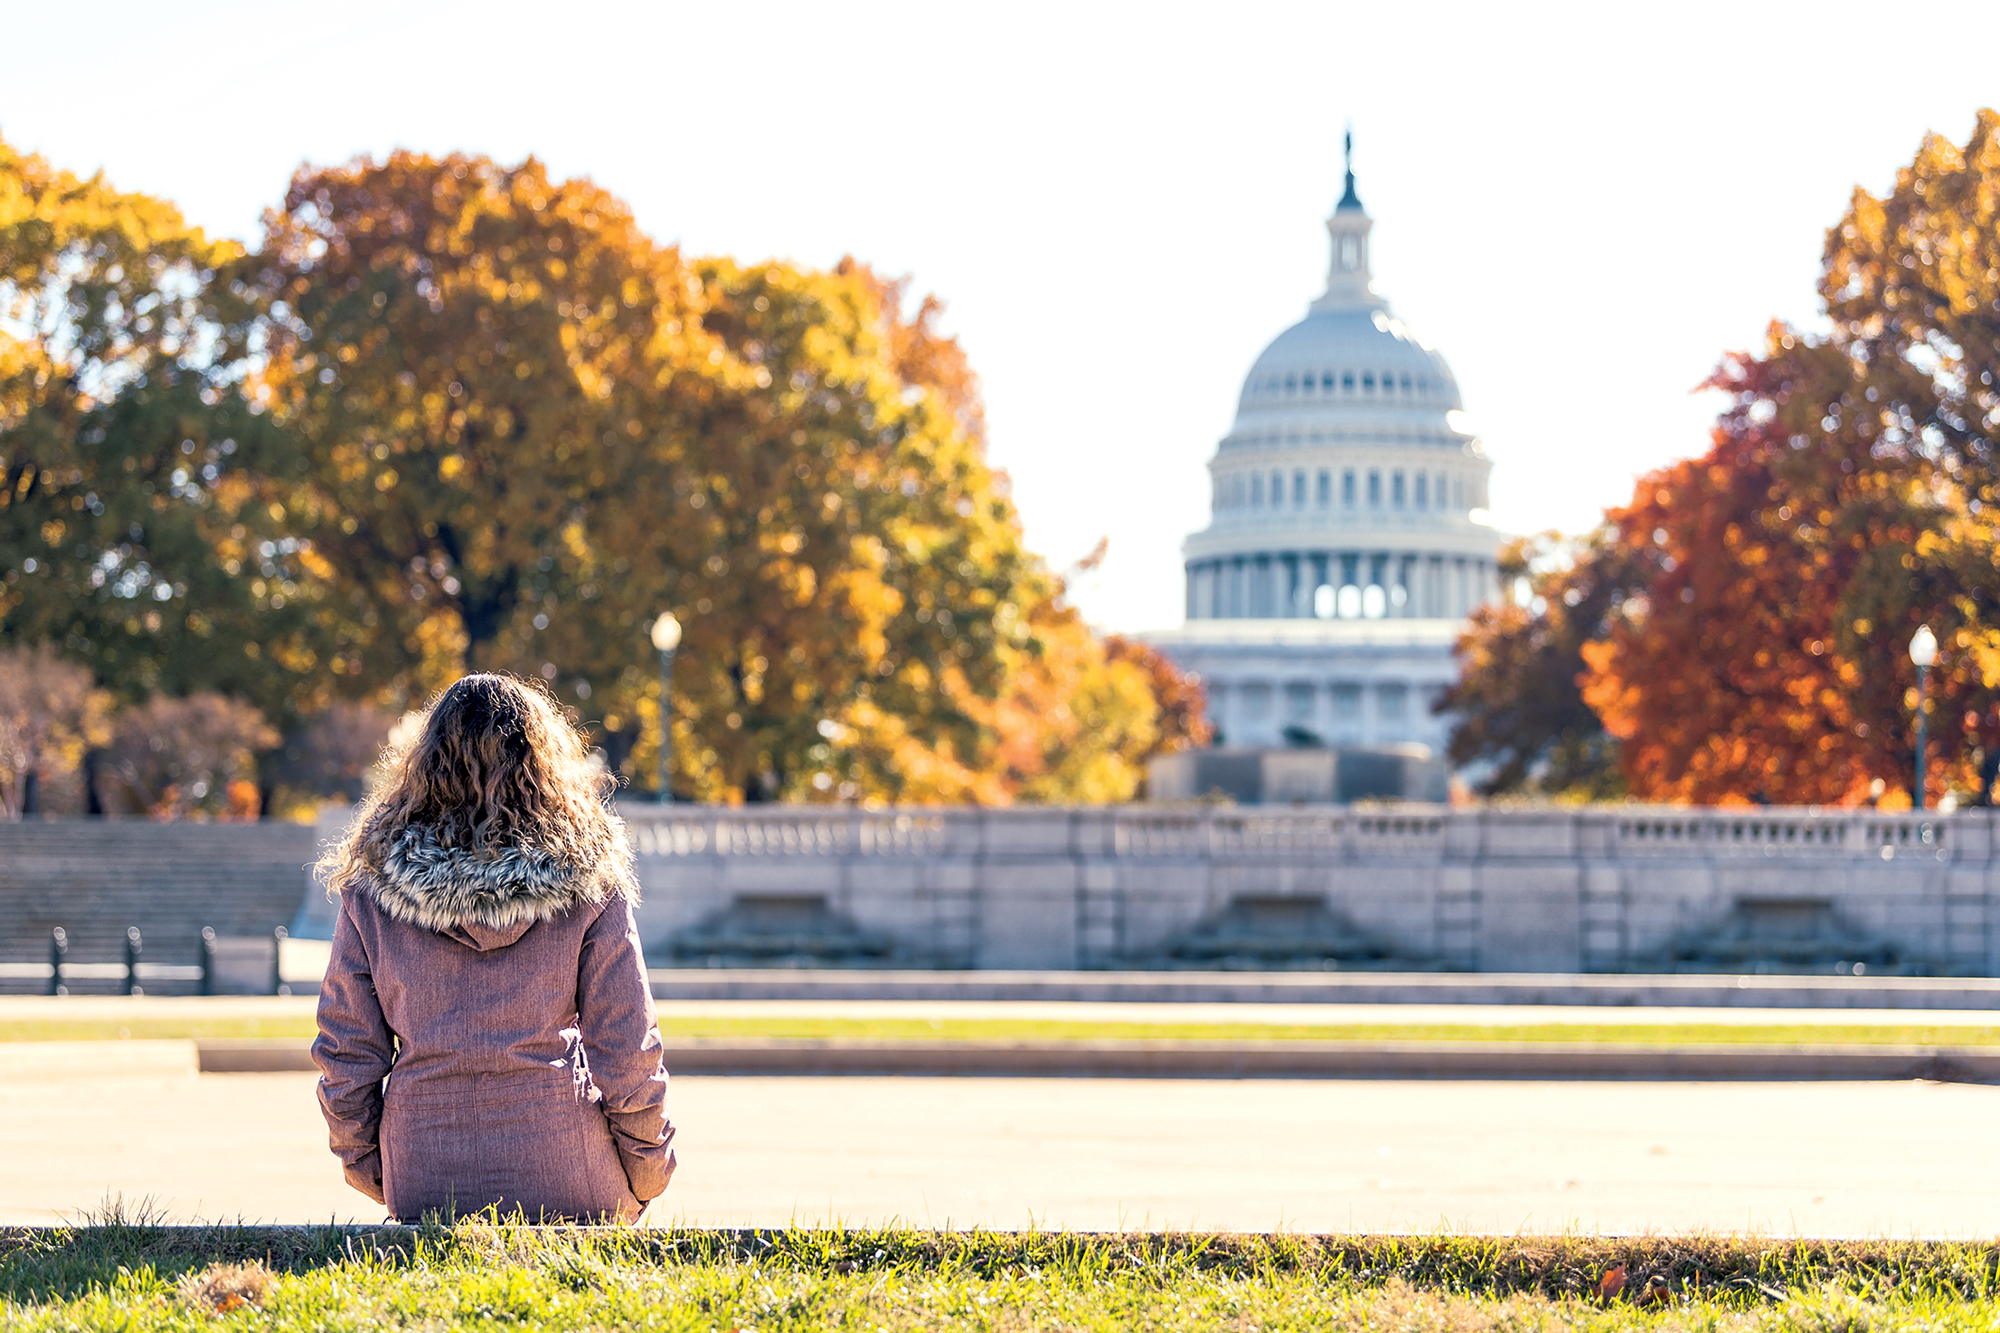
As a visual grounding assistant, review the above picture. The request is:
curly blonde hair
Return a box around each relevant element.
[322,674,627,893]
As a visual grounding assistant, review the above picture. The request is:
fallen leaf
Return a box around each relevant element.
[1598,1266,1627,1300]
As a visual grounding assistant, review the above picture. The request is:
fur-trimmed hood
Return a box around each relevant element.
[351,822,636,949]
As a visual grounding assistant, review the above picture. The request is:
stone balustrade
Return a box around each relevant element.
[620,804,2000,974]
[2,806,1994,985]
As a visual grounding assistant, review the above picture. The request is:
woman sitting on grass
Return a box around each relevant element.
[313,673,675,1223]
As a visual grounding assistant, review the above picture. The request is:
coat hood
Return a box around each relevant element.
[357,823,635,950]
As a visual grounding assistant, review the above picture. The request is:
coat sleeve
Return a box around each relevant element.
[577,892,676,1202]
[312,894,394,1205]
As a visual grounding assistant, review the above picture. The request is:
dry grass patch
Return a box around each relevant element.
[175,1260,271,1313]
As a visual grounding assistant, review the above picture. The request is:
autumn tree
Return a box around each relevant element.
[0,643,111,816]
[1104,634,1212,763]
[1454,113,2000,805]
[227,151,706,708]
[1436,531,1637,798]
[264,699,398,809]
[1817,110,2000,789]
[1577,334,1934,803]
[3,137,1202,808]
[581,257,1175,803]
[100,692,278,819]
[234,152,1200,803]
[1576,112,2000,804]
[0,134,327,721]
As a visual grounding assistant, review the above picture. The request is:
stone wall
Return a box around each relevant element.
[624,805,2000,974]
[2,806,1994,982]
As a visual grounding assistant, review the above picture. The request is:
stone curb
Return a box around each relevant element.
[191,1038,2000,1082]
[643,969,2000,1009]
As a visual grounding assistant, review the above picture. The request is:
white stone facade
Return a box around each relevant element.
[1142,146,1500,752]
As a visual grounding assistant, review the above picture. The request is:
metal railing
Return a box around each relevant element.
[0,926,296,995]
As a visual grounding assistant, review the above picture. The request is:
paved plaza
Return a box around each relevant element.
[3,1036,1998,1236]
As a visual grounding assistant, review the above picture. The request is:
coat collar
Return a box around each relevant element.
[363,823,627,935]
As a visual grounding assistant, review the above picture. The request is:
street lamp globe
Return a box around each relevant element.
[649,611,683,805]
[1909,623,1938,811]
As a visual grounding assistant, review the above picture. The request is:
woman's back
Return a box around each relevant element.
[312,675,675,1223]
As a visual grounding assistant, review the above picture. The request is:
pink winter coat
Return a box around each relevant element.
[312,825,675,1222]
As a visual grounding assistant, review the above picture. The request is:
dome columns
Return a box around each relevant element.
[1184,550,1497,622]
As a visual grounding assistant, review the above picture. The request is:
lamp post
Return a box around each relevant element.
[1909,623,1938,811]
[649,612,682,804]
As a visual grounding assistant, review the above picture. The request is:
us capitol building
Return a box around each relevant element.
[1142,146,1500,786]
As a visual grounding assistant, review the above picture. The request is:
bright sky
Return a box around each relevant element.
[5,1,1994,631]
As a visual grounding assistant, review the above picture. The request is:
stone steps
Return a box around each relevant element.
[0,821,319,993]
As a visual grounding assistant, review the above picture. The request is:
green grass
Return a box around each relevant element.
[8,1211,2000,1330]
[7,1013,2000,1048]
[0,1016,316,1043]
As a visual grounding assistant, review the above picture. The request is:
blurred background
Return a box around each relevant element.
[3,0,1998,813]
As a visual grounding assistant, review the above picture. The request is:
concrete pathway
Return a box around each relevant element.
[3,1045,1998,1236]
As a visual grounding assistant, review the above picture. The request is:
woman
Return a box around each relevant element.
[313,674,675,1223]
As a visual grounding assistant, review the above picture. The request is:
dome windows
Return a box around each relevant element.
[1316,469,1331,507]
[1367,470,1382,506]
[1342,469,1356,506]
[1239,356,1460,414]
[1391,471,1405,508]
[1415,473,1428,509]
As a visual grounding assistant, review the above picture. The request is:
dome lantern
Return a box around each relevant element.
[1314,132,1383,314]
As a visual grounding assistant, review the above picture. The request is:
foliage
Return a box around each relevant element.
[1452,112,2000,805]
[264,699,398,809]
[226,154,1196,804]
[99,692,277,819]
[984,600,1166,803]
[1436,532,1636,798]
[0,134,324,723]
[1578,334,1934,803]
[1105,634,1212,760]
[11,1217,2000,1330]
[597,255,1034,803]
[4,139,1202,807]
[225,150,704,709]
[0,642,110,815]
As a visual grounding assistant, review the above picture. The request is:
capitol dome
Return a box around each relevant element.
[1139,139,1502,759]
[1235,308,1462,422]
[1182,148,1497,625]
